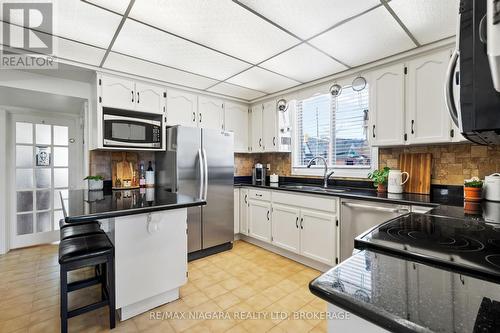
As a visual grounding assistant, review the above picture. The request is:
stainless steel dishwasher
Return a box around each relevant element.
[340,199,410,262]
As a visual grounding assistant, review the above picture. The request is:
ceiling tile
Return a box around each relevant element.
[227,67,299,93]
[260,44,348,82]
[4,0,122,48]
[309,7,415,67]
[238,0,381,39]
[207,82,266,100]
[112,19,251,81]
[389,0,458,45]
[83,0,131,14]
[54,37,106,66]
[0,23,105,66]
[103,52,218,90]
[129,0,300,64]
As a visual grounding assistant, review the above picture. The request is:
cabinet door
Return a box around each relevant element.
[100,74,135,111]
[166,89,198,127]
[198,96,224,130]
[406,50,451,144]
[225,102,249,152]
[262,101,278,152]
[239,188,249,235]
[251,105,263,152]
[369,64,406,146]
[271,203,300,253]
[300,209,336,265]
[234,189,240,234]
[248,199,271,242]
[114,210,187,308]
[135,82,165,114]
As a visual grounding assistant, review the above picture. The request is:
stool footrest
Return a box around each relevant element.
[68,276,100,292]
[68,300,109,318]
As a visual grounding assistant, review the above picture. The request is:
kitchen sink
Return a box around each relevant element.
[281,185,347,193]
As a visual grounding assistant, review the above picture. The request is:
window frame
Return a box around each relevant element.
[290,77,377,179]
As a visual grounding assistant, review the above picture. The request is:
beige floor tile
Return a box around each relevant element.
[204,283,229,299]
[182,291,210,308]
[213,292,241,310]
[245,293,274,311]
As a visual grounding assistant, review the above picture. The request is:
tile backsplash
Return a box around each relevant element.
[89,150,155,180]
[379,143,500,185]
[235,143,500,186]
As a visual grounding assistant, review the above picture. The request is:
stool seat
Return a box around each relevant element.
[60,223,103,240]
[59,234,113,264]
[59,218,99,229]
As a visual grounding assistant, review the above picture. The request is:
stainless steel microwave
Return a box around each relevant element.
[103,110,163,149]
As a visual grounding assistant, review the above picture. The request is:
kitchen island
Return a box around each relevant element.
[63,188,206,320]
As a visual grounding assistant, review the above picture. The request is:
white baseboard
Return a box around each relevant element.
[238,234,332,272]
[118,288,179,321]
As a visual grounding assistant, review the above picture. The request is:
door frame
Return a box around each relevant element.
[7,108,84,250]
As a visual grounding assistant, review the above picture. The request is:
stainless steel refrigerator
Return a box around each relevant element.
[156,126,234,254]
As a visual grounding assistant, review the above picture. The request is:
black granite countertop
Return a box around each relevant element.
[310,249,500,333]
[234,181,464,207]
[63,187,206,223]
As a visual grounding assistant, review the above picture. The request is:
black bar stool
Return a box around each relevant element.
[60,221,103,240]
[59,233,115,333]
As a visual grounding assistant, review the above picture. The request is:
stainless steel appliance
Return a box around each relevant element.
[339,199,410,262]
[445,0,500,145]
[252,163,266,185]
[155,126,234,255]
[103,108,163,149]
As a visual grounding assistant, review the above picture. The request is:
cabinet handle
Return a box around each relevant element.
[267,210,270,221]
[256,193,262,197]
[131,91,134,103]
[199,112,202,123]
[300,217,303,229]
[273,137,276,146]
[244,194,248,204]
[192,112,196,122]
[295,217,299,229]
[137,92,140,104]
[411,120,415,134]
[372,125,376,138]
[259,138,262,147]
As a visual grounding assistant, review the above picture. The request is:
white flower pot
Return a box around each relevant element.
[88,179,103,191]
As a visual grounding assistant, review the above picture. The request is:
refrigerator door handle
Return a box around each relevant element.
[197,148,204,199]
[202,148,208,200]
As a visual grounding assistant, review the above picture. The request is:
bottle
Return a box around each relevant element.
[139,163,146,188]
[145,161,155,188]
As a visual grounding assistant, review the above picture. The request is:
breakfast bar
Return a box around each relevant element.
[62,188,206,321]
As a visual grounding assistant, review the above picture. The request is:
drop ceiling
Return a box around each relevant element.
[1,0,457,101]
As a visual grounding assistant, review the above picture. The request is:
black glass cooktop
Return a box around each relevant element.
[355,213,500,282]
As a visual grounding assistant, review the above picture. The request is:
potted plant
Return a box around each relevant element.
[464,177,483,202]
[84,175,104,191]
[368,167,390,193]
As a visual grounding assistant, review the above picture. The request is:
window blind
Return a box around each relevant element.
[294,84,371,168]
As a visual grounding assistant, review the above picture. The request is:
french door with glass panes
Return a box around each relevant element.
[11,114,78,249]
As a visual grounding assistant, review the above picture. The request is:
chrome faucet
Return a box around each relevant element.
[306,156,334,188]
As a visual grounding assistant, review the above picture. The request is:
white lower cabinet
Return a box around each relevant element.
[248,199,272,242]
[299,209,336,265]
[271,203,300,253]
[239,188,249,235]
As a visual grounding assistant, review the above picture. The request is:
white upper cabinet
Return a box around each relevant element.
[166,89,198,127]
[100,74,136,111]
[135,82,166,114]
[406,50,452,144]
[224,102,249,153]
[198,96,224,130]
[369,63,406,146]
[99,73,165,114]
[262,101,278,152]
[251,104,264,152]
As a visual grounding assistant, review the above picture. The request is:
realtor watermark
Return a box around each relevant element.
[149,310,351,321]
[1,1,57,69]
